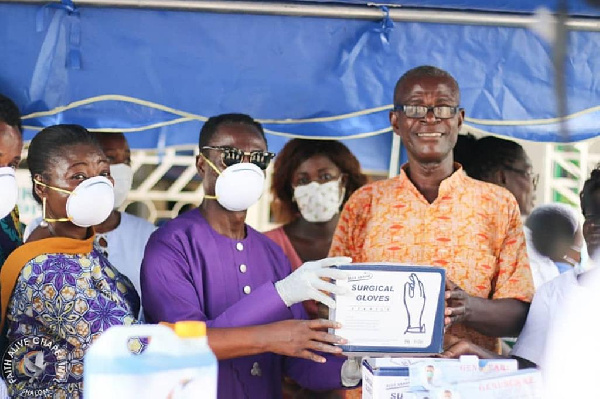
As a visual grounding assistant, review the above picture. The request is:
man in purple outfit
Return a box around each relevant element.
[141,114,361,398]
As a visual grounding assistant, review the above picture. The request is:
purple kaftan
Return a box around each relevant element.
[141,209,345,398]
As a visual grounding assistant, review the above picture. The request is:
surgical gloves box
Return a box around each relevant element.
[362,356,520,399]
[402,369,542,399]
[330,263,446,355]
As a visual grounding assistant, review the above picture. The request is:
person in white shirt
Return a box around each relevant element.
[538,168,600,398]
[442,167,600,375]
[25,132,155,298]
[91,132,156,295]
[508,264,579,367]
[524,203,584,289]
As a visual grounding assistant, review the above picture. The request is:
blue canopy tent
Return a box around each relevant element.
[0,0,599,173]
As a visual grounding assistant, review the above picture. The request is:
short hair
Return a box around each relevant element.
[525,203,579,258]
[463,136,525,181]
[453,133,478,170]
[92,131,128,149]
[271,139,368,223]
[0,93,22,133]
[581,166,600,216]
[198,113,266,149]
[28,124,102,204]
[393,65,460,105]
[93,131,125,140]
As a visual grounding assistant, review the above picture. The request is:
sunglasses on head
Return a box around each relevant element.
[201,146,275,170]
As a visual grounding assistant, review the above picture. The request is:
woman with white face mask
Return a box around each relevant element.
[265,139,367,399]
[23,132,155,301]
[266,139,367,319]
[0,94,23,268]
[0,125,140,398]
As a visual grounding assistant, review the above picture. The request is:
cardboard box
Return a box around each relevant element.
[362,357,519,399]
[402,369,543,399]
[409,356,518,389]
[362,358,423,399]
[330,263,446,355]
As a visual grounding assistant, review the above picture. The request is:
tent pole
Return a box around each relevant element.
[2,0,599,31]
[389,133,401,178]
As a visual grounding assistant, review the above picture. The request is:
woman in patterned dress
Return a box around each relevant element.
[0,125,139,398]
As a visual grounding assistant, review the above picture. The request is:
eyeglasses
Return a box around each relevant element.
[393,105,461,119]
[201,146,275,170]
[503,165,540,187]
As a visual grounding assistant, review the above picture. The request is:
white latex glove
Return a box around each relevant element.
[341,357,362,387]
[275,256,351,308]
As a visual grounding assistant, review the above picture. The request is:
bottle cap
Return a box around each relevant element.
[174,321,207,338]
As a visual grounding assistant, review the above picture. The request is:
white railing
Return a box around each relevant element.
[544,142,598,208]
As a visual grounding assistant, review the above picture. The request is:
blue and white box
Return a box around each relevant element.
[362,358,424,399]
[402,369,542,399]
[331,263,446,355]
[409,356,518,389]
[362,357,520,399]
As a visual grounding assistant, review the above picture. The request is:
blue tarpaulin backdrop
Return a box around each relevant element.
[1,1,599,171]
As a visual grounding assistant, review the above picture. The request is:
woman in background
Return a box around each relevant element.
[0,93,24,399]
[0,93,23,267]
[265,139,367,399]
[266,139,367,317]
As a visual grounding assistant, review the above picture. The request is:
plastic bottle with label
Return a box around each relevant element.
[173,321,218,399]
[84,322,218,399]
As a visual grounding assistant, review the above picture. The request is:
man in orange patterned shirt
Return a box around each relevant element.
[330,65,534,355]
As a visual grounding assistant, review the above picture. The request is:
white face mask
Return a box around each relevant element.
[36,176,115,227]
[293,179,345,223]
[0,167,18,219]
[110,163,133,209]
[202,155,265,212]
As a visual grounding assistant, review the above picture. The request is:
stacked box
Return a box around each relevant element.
[362,358,418,399]
[362,356,520,399]
[409,356,518,389]
[402,369,542,399]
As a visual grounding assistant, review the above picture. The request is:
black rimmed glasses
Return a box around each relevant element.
[503,165,540,188]
[393,105,461,119]
[201,146,275,170]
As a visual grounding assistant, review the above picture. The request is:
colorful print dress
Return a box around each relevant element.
[1,235,140,398]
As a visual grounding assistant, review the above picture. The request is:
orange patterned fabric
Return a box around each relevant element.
[330,166,534,354]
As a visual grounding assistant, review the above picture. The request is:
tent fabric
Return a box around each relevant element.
[1,2,599,172]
